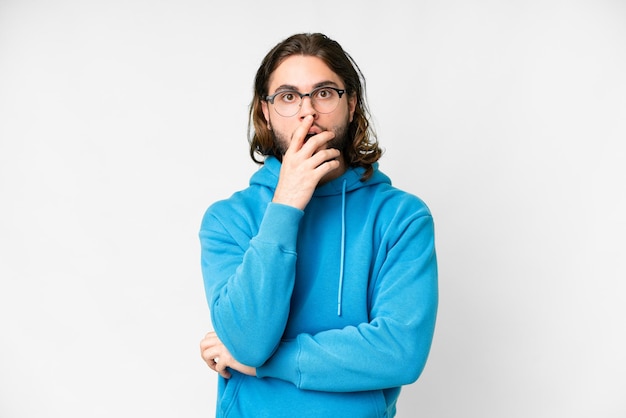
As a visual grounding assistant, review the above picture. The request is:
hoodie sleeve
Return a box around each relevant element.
[256,211,438,392]
[199,201,304,367]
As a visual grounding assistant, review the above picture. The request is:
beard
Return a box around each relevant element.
[270,119,351,158]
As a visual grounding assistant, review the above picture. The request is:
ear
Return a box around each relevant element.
[348,94,357,122]
[261,101,271,129]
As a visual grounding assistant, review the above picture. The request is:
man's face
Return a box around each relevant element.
[261,55,357,156]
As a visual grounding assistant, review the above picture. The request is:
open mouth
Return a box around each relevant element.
[304,133,315,142]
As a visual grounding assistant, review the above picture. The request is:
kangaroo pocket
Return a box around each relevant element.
[219,373,387,418]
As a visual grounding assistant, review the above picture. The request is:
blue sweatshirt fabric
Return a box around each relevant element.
[199,157,438,418]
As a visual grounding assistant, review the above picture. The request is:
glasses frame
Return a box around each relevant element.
[264,86,346,117]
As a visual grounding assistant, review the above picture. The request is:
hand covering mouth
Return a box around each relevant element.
[305,126,323,141]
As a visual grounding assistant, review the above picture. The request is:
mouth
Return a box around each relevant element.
[304,126,323,142]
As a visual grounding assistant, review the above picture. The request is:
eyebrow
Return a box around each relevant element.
[272,80,341,93]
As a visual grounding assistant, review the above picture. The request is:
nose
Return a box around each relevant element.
[298,95,317,120]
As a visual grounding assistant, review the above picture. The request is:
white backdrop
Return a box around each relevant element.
[1,1,625,417]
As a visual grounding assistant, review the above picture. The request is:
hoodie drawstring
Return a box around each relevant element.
[337,179,347,316]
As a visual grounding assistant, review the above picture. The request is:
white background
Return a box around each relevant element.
[1,1,625,417]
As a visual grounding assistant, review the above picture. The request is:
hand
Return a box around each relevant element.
[200,331,256,379]
[272,115,342,210]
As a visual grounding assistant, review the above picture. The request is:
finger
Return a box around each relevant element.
[200,348,214,366]
[215,359,232,379]
[306,129,335,147]
[300,131,336,157]
[306,147,341,168]
[203,355,222,374]
[201,346,221,366]
[315,157,341,175]
[207,361,218,372]
[200,333,219,351]
[288,115,315,153]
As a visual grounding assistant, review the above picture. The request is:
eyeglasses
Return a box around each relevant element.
[265,86,346,117]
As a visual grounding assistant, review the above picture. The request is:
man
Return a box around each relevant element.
[199,33,438,417]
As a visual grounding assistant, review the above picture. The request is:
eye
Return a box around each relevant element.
[278,91,298,103]
[314,88,335,100]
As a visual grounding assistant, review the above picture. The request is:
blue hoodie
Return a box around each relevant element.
[200,156,438,418]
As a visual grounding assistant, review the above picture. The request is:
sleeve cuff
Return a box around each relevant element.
[256,339,301,386]
[254,203,304,252]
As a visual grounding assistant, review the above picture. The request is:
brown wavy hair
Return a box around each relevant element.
[248,33,382,180]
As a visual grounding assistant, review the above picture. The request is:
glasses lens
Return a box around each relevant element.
[311,88,340,114]
[272,88,341,117]
[273,91,300,117]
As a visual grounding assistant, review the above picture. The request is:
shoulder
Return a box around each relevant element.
[359,167,432,218]
[201,185,273,232]
[367,182,433,220]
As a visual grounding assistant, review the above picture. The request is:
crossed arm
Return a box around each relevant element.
[199,211,438,392]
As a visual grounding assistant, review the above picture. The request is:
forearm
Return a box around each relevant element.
[257,313,437,392]
[200,203,303,366]
[258,271,438,392]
